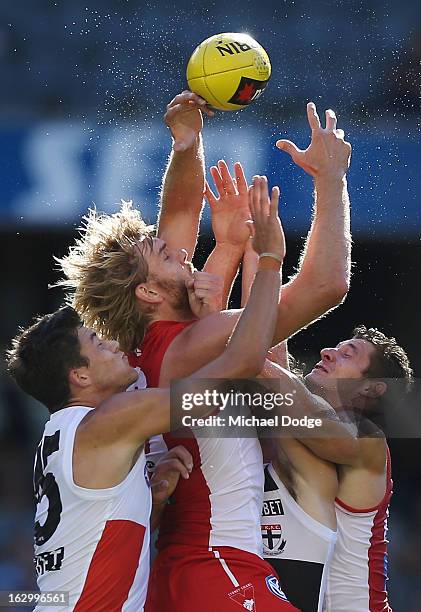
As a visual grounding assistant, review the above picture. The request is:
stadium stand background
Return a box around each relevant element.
[0,1,420,608]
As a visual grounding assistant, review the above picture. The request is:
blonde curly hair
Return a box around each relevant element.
[56,201,155,352]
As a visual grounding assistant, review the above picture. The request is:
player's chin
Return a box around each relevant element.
[306,368,322,381]
[304,369,326,389]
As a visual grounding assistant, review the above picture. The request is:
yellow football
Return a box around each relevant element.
[187,32,271,111]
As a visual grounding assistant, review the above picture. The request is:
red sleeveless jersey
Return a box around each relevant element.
[128,320,267,557]
[325,445,393,612]
[128,320,195,386]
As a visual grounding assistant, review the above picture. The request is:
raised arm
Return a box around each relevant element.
[202,160,251,308]
[273,102,352,339]
[192,181,284,379]
[157,91,213,259]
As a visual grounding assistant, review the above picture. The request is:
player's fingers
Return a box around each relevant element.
[248,185,256,219]
[234,162,248,195]
[325,109,337,132]
[168,91,205,108]
[276,139,302,159]
[209,165,225,197]
[165,445,193,471]
[150,479,169,495]
[185,278,195,295]
[163,458,190,479]
[335,128,345,139]
[259,176,270,217]
[245,219,255,239]
[252,176,264,223]
[218,160,237,195]
[165,103,186,120]
[194,277,222,291]
[204,181,218,207]
[194,288,213,300]
[187,97,212,110]
[306,101,321,130]
[270,186,280,218]
[199,104,215,118]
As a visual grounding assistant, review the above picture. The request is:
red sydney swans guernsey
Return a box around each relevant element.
[129,320,265,557]
[325,446,393,612]
[33,406,151,611]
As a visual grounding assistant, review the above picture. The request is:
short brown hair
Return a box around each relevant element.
[56,201,154,352]
[352,324,413,392]
[6,307,88,413]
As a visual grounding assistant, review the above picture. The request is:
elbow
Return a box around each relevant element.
[227,349,267,379]
[319,277,350,310]
[328,438,359,466]
[242,350,267,378]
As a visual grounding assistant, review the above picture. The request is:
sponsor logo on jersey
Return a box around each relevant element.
[261,523,287,556]
[265,575,289,601]
[228,77,269,105]
[34,547,64,576]
[262,498,284,516]
[228,582,255,610]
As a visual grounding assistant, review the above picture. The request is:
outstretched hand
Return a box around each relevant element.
[276,102,352,179]
[248,176,286,261]
[165,90,214,152]
[205,160,251,246]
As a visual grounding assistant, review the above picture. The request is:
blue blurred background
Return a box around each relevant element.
[0,0,420,608]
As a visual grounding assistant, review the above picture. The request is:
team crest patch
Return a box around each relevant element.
[228,582,256,610]
[265,575,289,601]
[261,524,286,556]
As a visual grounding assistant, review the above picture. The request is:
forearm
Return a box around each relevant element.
[256,364,358,463]
[295,175,351,297]
[203,242,245,309]
[270,176,351,344]
[241,240,259,307]
[193,265,282,379]
[158,135,205,258]
[150,502,166,532]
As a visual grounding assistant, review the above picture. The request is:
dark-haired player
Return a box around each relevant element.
[315,326,413,612]
[258,328,412,612]
[6,190,287,611]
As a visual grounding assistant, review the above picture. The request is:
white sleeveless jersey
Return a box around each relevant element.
[147,422,264,557]
[33,406,151,612]
[261,463,336,612]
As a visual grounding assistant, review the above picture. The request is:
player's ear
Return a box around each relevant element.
[360,380,387,399]
[69,366,91,389]
[135,283,163,305]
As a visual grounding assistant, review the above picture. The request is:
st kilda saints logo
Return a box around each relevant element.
[228,77,269,106]
[261,523,287,556]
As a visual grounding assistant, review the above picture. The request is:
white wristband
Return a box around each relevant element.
[259,252,283,263]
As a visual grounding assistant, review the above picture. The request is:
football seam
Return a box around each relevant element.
[189,64,269,78]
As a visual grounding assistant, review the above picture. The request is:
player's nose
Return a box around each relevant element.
[107,339,120,353]
[320,348,336,362]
